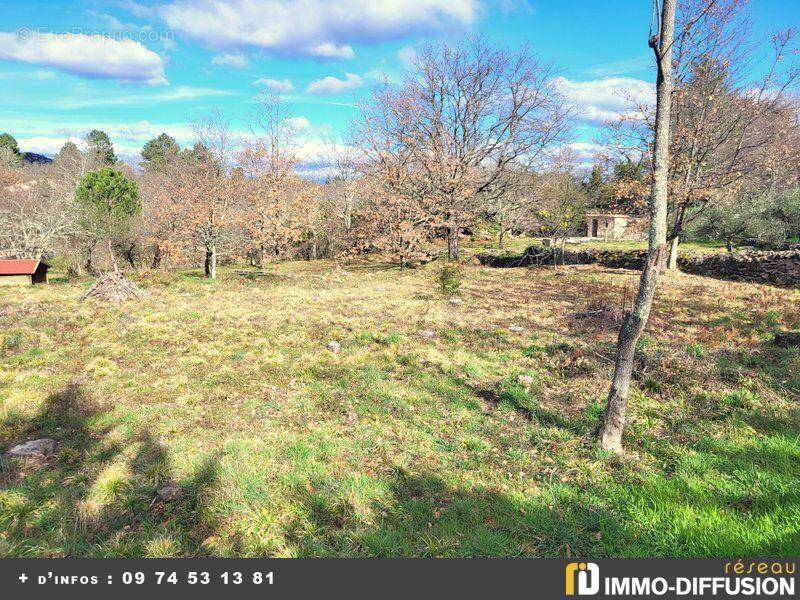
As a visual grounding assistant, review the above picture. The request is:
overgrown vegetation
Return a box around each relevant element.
[1,262,797,557]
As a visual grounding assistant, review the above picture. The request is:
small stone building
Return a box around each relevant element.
[0,259,49,286]
[586,212,646,241]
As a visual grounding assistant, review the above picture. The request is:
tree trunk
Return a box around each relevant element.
[666,236,680,270]
[260,245,268,272]
[84,247,93,275]
[599,0,675,453]
[107,238,119,273]
[151,244,162,269]
[447,219,459,261]
[205,244,217,279]
[498,225,506,250]
[725,240,733,252]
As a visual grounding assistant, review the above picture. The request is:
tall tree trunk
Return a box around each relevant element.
[447,218,459,261]
[498,224,506,250]
[205,243,217,279]
[599,0,675,453]
[666,236,680,270]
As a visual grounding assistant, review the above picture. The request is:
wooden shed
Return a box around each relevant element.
[0,259,50,286]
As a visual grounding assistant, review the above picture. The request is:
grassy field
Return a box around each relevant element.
[1,257,799,557]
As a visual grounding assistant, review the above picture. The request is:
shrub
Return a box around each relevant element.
[436,261,463,297]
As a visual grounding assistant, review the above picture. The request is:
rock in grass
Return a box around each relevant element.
[508,325,526,334]
[774,331,800,348]
[448,297,463,305]
[157,482,183,502]
[327,341,341,354]
[417,329,436,340]
[517,375,535,386]
[5,438,59,459]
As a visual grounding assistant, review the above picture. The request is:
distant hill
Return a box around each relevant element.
[22,152,53,165]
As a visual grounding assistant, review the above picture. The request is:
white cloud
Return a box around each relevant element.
[565,141,601,165]
[0,32,167,85]
[211,52,249,68]
[308,43,355,60]
[397,45,417,69]
[306,72,362,95]
[252,77,295,93]
[588,56,651,77]
[115,0,157,20]
[554,77,654,125]
[158,0,477,59]
[16,135,85,156]
[14,119,196,161]
[285,116,311,133]
[49,85,233,109]
[86,10,151,33]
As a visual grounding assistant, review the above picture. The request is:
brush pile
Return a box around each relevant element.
[572,302,629,329]
[84,271,143,302]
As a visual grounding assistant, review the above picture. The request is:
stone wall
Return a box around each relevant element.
[477,245,800,287]
[679,250,800,287]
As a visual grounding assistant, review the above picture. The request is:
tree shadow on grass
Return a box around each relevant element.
[279,466,627,558]
[278,452,800,558]
[716,344,799,398]
[0,382,225,557]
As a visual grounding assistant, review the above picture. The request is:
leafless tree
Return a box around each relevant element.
[599,0,676,453]
[601,0,799,268]
[0,177,76,259]
[239,94,310,270]
[317,136,364,258]
[356,38,574,260]
[183,112,243,279]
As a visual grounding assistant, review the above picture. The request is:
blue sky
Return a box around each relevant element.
[0,0,797,165]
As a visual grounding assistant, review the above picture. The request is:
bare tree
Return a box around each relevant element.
[319,136,363,259]
[356,39,573,260]
[528,149,587,257]
[599,0,676,453]
[178,112,242,279]
[352,80,430,264]
[486,169,536,249]
[0,177,76,259]
[601,0,799,268]
[239,94,310,270]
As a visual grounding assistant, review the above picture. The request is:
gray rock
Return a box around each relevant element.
[327,340,341,354]
[5,438,59,459]
[157,482,183,502]
[417,329,436,340]
[448,297,463,305]
[508,325,526,334]
[517,375,535,386]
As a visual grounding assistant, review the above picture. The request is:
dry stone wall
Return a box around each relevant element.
[477,246,800,287]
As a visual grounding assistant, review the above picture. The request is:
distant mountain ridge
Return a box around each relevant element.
[22,152,53,164]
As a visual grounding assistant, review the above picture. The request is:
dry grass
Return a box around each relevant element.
[0,258,798,557]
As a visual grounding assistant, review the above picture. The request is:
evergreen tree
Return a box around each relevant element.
[141,133,181,172]
[85,130,117,165]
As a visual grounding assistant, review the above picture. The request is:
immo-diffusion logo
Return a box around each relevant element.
[564,560,796,597]
[565,562,600,596]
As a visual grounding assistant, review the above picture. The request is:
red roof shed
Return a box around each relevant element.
[0,259,49,285]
